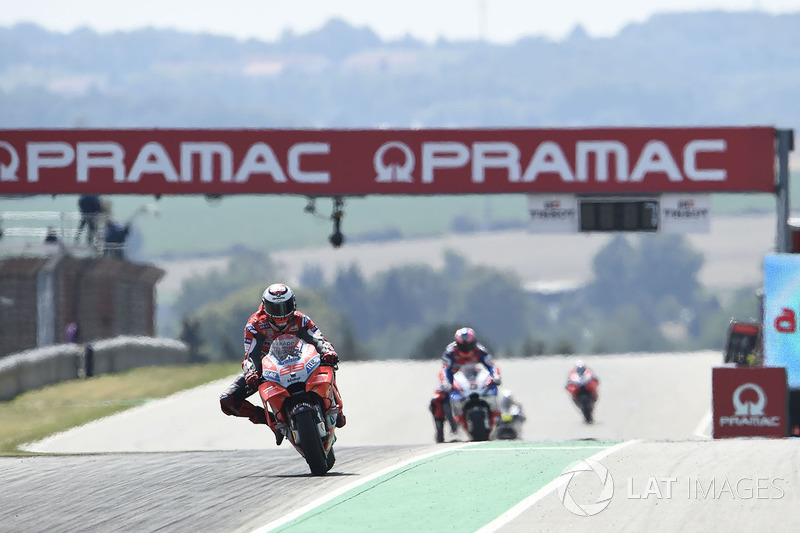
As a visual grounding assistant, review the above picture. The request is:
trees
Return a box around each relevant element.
[170,233,742,360]
[585,234,704,328]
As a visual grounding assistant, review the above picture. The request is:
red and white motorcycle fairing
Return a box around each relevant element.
[257,334,341,475]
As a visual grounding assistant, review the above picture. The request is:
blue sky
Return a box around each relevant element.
[1,0,799,43]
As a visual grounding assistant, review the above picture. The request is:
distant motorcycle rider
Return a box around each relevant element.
[429,327,501,443]
[219,283,346,445]
[566,360,599,422]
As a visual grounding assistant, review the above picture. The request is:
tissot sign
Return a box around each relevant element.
[0,127,776,195]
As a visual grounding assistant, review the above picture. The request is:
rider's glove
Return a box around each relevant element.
[321,349,339,365]
[490,373,502,386]
[245,370,260,389]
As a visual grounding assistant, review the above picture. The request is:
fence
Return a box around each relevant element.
[0,255,164,358]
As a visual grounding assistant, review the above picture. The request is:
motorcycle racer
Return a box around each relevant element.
[429,327,501,443]
[219,283,346,445]
[566,360,599,423]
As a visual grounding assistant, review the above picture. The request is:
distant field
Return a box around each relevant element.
[2,177,796,261]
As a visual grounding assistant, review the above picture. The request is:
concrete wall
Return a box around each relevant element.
[0,336,189,402]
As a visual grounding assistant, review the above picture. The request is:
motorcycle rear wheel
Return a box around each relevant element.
[468,408,490,441]
[579,395,594,424]
[295,409,329,476]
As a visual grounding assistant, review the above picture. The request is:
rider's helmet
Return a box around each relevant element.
[262,283,296,330]
[454,327,477,354]
[575,359,586,376]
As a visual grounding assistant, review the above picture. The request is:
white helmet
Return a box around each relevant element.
[261,283,296,329]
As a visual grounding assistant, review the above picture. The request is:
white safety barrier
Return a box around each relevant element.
[0,336,189,401]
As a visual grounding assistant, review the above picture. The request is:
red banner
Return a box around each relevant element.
[0,127,776,196]
[713,366,787,438]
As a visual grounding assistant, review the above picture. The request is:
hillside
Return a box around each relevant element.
[0,11,799,130]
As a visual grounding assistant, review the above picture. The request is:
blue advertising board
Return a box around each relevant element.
[763,254,800,388]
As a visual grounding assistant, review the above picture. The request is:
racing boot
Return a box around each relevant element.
[267,412,284,446]
[336,411,347,428]
[271,426,285,446]
[434,418,445,443]
[443,403,458,433]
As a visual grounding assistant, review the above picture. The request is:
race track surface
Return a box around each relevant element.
[9,351,800,531]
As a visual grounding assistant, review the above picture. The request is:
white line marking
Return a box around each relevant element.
[455,445,613,451]
[251,443,474,533]
[694,411,712,438]
[475,439,643,533]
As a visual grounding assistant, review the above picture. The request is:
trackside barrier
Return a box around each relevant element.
[0,336,189,402]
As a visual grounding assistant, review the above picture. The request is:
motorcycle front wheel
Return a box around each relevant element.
[295,409,330,476]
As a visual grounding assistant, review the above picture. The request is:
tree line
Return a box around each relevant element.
[172,234,760,362]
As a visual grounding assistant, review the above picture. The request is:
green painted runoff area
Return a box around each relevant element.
[271,440,618,532]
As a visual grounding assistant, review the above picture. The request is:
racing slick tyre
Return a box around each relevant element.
[295,409,329,476]
[326,446,336,471]
[467,407,491,441]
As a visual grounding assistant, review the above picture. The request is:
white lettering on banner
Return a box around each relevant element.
[27,142,75,183]
[685,140,726,181]
[13,140,333,185]
[10,137,728,187]
[521,141,575,182]
[77,142,126,183]
[0,141,20,181]
[630,141,683,182]
[127,142,180,183]
[472,142,520,183]
[288,142,329,183]
[233,142,287,183]
[181,143,233,183]
[576,141,628,182]
[381,139,727,185]
[422,142,470,183]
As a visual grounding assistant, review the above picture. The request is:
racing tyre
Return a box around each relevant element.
[326,446,336,471]
[295,409,329,476]
[579,394,594,424]
[467,407,490,441]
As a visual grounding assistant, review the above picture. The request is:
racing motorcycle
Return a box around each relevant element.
[256,334,342,475]
[566,367,599,424]
[494,389,526,440]
[449,364,500,441]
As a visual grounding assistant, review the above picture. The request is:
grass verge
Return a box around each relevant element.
[0,362,240,454]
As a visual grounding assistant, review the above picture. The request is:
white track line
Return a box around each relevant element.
[475,439,643,533]
[455,445,612,452]
[251,443,473,533]
[694,411,713,438]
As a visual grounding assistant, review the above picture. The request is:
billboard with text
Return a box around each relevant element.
[0,127,776,196]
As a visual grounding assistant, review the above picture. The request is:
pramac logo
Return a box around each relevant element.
[374,141,415,183]
[719,382,780,427]
[0,141,20,181]
[732,383,766,415]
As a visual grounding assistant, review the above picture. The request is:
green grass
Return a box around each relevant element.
[0,362,240,454]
